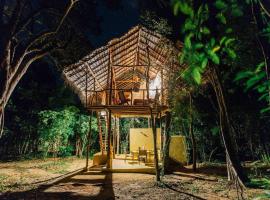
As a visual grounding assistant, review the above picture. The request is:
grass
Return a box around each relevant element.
[0,174,8,191]
[37,160,69,174]
[248,178,270,189]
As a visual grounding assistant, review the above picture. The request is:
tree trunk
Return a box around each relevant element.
[208,68,249,186]
[189,92,197,171]
[162,111,171,175]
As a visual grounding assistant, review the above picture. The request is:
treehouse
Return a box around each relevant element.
[63,25,185,172]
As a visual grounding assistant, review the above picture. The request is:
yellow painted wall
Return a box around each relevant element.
[169,135,187,164]
[130,128,161,151]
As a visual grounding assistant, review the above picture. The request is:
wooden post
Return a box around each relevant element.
[150,108,160,182]
[85,110,93,171]
[146,46,150,102]
[116,117,120,155]
[107,110,113,169]
[162,111,171,175]
[160,67,164,105]
[112,116,116,159]
[107,46,113,169]
[85,69,88,107]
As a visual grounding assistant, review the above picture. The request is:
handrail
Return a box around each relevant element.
[86,88,169,93]
[86,88,169,107]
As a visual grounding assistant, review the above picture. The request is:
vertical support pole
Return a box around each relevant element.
[107,46,113,169]
[150,108,160,182]
[112,116,116,159]
[85,70,88,108]
[160,67,164,105]
[85,110,93,171]
[162,111,171,175]
[116,117,120,155]
[146,45,150,102]
[107,109,112,169]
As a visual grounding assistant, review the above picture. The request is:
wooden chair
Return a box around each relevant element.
[124,148,133,163]
[118,90,131,105]
[138,148,147,164]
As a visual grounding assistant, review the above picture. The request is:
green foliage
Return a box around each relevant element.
[59,146,74,157]
[235,62,270,114]
[173,0,240,85]
[248,178,270,189]
[37,106,98,157]
[140,11,172,36]
[253,191,270,200]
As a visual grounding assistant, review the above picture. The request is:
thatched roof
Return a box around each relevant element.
[62,25,182,105]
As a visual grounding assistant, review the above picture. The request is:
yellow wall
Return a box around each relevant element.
[130,128,161,151]
[169,135,187,164]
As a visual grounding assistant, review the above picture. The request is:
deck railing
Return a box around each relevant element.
[86,88,169,107]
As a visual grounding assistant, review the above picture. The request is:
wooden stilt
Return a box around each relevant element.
[113,116,116,159]
[85,110,93,171]
[162,111,171,175]
[107,110,113,169]
[150,108,160,182]
[116,117,120,155]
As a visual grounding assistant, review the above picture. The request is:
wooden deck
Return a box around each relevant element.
[86,105,169,116]
[89,155,157,174]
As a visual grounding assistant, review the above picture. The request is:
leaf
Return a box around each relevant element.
[255,62,265,73]
[259,93,269,101]
[225,28,233,33]
[234,71,253,81]
[173,1,181,15]
[260,107,270,114]
[201,58,208,69]
[216,13,227,24]
[208,50,220,65]
[227,49,237,59]
[192,67,202,84]
[213,46,221,53]
[194,43,204,50]
[184,18,196,31]
[210,38,216,47]
[255,85,267,93]
[214,0,228,10]
[184,33,193,49]
[201,27,210,34]
[245,72,266,90]
[225,38,235,47]
[179,1,194,17]
[231,4,244,17]
[211,126,220,136]
[220,36,227,45]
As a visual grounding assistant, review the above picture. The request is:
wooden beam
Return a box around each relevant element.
[112,64,147,68]
[84,62,104,90]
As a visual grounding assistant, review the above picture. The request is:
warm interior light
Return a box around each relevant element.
[149,72,161,98]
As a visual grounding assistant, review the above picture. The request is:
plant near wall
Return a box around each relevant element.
[173,0,250,188]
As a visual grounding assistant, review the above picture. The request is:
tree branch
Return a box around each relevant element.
[259,0,270,18]
[26,0,78,50]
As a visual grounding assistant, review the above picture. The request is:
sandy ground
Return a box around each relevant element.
[0,158,266,200]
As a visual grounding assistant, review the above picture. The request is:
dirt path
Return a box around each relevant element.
[0,159,265,200]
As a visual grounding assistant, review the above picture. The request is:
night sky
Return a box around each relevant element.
[89,0,140,47]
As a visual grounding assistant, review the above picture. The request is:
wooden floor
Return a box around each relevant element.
[86,105,169,116]
[89,155,156,174]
